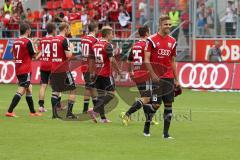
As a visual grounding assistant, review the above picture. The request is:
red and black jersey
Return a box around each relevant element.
[12,37,35,75]
[39,35,53,71]
[80,34,98,72]
[145,33,176,78]
[92,39,113,77]
[128,40,149,81]
[51,35,70,72]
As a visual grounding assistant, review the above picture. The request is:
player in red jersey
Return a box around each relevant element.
[88,26,121,123]
[80,22,98,113]
[144,15,181,138]
[120,25,158,125]
[5,23,42,117]
[50,22,76,119]
[37,23,56,112]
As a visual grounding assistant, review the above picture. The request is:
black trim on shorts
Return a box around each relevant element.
[151,78,174,104]
[95,75,115,92]
[136,80,152,97]
[83,72,95,88]
[17,73,31,88]
[50,71,76,92]
[40,70,51,84]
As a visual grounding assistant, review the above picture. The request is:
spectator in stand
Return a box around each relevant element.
[3,0,13,15]
[205,6,214,36]
[81,8,89,33]
[68,7,81,22]
[118,5,130,28]
[92,1,101,22]
[12,0,19,10]
[26,8,37,37]
[14,0,24,20]
[41,8,52,37]
[118,4,130,38]
[87,1,96,22]
[2,10,11,38]
[54,8,69,24]
[181,10,190,45]
[168,6,181,42]
[138,0,147,25]
[81,8,88,26]
[9,11,20,37]
[196,3,207,36]
[98,1,110,23]
[208,40,222,62]
[108,0,119,22]
[222,0,236,36]
[124,0,132,21]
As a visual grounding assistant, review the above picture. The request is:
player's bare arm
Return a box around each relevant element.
[110,57,121,75]
[172,56,179,87]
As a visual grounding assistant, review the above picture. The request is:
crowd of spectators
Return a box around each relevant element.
[196,0,239,37]
[0,0,133,38]
[1,0,238,39]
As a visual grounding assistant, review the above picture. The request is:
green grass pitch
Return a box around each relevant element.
[0,84,239,160]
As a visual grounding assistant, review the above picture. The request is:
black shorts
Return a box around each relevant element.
[17,73,31,88]
[50,71,76,92]
[95,75,115,92]
[151,78,174,104]
[40,70,51,84]
[136,80,152,97]
[83,72,95,88]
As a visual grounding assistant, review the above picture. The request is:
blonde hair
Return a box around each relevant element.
[159,15,170,24]
[59,22,69,32]
[101,26,113,38]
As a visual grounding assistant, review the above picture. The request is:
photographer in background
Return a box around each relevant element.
[208,40,223,62]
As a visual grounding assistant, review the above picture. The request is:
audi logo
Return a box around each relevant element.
[179,63,229,89]
[0,61,15,83]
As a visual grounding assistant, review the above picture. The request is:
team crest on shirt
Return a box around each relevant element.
[168,43,172,48]
[156,42,160,46]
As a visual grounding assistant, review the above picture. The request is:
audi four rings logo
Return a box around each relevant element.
[179,63,229,89]
[0,61,15,83]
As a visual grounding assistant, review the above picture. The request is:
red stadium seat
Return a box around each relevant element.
[76,4,82,10]
[61,3,69,9]
[63,0,74,8]
[33,10,40,21]
[53,1,61,9]
[46,1,53,10]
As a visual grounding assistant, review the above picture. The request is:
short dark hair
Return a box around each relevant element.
[59,22,69,32]
[20,23,30,35]
[138,25,149,37]
[159,14,170,24]
[101,26,112,38]
[88,22,98,32]
[46,22,56,34]
[27,8,31,11]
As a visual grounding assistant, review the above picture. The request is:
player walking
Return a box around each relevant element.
[50,22,76,119]
[88,26,121,123]
[120,25,158,126]
[6,23,42,117]
[37,22,56,112]
[80,22,99,113]
[144,15,180,138]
